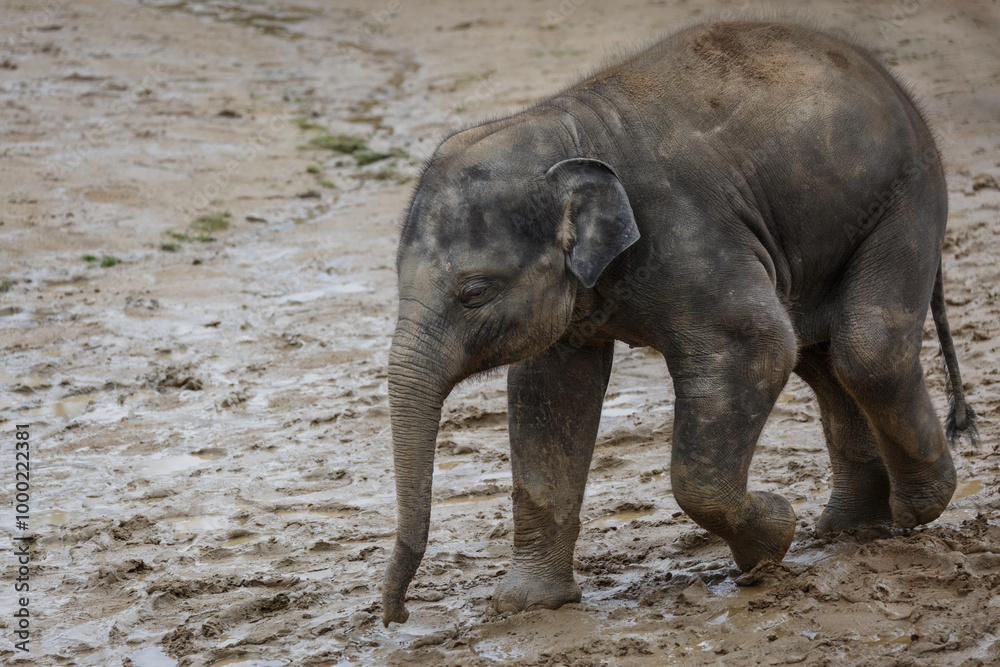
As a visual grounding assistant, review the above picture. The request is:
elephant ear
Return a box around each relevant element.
[546,158,640,289]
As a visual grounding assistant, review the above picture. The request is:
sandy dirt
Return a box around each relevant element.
[1,0,1000,665]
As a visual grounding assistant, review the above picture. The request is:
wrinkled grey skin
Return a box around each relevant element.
[382,20,978,626]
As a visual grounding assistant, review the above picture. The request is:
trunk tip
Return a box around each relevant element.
[381,597,410,627]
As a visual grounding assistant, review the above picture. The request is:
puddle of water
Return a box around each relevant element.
[298,566,336,581]
[124,390,160,405]
[130,645,178,667]
[139,0,316,40]
[275,509,353,520]
[437,461,462,471]
[955,479,984,499]
[472,638,525,662]
[54,394,97,418]
[861,634,913,646]
[435,493,507,506]
[221,535,259,547]
[164,515,229,531]
[707,577,742,597]
[24,394,96,419]
[276,283,371,305]
[602,393,645,418]
[585,509,655,528]
[76,649,118,664]
[206,657,285,667]
[141,454,212,475]
[938,508,977,524]
[2,374,49,387]
[208,549,285,564]
[35,509,82,526]
[601,395,642,417]
[38,540,76,549]
[707,610,729,625]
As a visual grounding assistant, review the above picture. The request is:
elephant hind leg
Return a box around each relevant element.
[829,221,956,529]
[795,344,893,536]
[830,323,956,528]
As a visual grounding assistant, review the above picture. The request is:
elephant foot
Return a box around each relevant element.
[890,478,956,528]
[816,468,894,537]
[817,504,894,536]
[492,568,581,614]
[728,491,797,572]
[888,455,957,529]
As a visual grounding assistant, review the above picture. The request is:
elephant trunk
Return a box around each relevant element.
[381,314,460,626]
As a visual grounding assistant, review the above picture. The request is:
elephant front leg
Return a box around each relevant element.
[493,339,614,613]
[668,307,800,572]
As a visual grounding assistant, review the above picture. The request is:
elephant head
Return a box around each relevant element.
[381,125,639,626]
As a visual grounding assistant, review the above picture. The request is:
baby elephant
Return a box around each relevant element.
[381,20,977,626]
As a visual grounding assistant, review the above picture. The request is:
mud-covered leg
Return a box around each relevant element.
[668,300,799,572]
[796,344,893,535]
[493,339,614,613]
[831,215,956,528]
[831,314,956,528]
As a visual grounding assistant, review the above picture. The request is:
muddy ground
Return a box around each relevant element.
[1,0,999,665]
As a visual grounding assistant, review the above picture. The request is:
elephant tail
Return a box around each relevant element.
[931,261,979,446]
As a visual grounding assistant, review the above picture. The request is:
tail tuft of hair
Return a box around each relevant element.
[945,401,979,447]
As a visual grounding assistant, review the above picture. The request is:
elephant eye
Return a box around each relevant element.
[459,279,498,308]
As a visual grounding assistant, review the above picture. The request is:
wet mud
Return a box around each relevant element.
[1,0,1000,665]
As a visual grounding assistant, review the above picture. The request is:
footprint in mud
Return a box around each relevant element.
[219,531,259,547]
